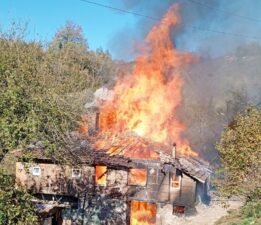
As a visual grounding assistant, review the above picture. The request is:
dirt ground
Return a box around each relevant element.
[158,200,244,225]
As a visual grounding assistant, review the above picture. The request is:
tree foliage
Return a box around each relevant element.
[0,22,117,159]
[0,21,117,224]
[216,105,261,197]
[0,170,39,225]
[0,38,75,158]
[50,21,87,51]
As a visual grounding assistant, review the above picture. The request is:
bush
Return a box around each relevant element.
[216,105,261,197]
[0,170,39,225]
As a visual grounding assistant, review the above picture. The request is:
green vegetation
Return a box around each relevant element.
[216,105,261,197]
[0,20,260,225]
[0,21,117,224]
[215,105,261,225]
[0,21,116,159]
[0,170,39,225]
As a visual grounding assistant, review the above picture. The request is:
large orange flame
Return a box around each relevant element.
[99,4,197,157]
[130,200,157,225]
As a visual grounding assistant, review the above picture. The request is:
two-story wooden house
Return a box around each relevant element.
[15,131,211,225]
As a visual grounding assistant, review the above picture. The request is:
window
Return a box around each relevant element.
[72,168,81,178]
[171,174,181,189]
[128,169,147,186]
[32,166,41,176]
[95,166,107,186]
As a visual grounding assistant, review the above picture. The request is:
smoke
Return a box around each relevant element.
[107,0,261,162]
[109,0,261,59]
[180,47,261,162]
[108,0,174,61]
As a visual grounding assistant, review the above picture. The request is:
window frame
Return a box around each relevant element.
[171,174,181,189]
[71,168,82,179]
[32,166,41,176]
[95,165,107,186]
[128,168,148,186]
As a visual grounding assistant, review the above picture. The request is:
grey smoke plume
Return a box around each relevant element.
[180,46,261,162]
[109,0,261,60]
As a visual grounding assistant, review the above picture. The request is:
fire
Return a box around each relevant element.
[93,132,160,160]
[99,4,197,157]
[128,169,147,186]
[95,166,107,186]
[130,200,157,225]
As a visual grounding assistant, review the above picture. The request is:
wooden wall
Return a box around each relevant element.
[171,173,197,207]
[16,159,198,223]
[16,162,94,195]
[127,160,197,207]
[128,161,163,202]
[16,162,129,196]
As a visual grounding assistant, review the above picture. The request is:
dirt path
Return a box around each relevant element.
[158,200,243,225]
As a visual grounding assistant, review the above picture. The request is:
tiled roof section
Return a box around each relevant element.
[89,131,172,160]
[12,137,133,169]
[12,149,51,161]
[89,132,212,183]
[65,137,132,168]
[175,157,212,183]
[13,132,212,182]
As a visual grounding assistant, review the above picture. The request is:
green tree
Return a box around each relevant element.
[0,21,118,225]
[216,105,261,197]
[0,22,117,160]
[84,48,117,87]
[50,21,87,51]
[47,22,117,92]
[0,37,76,158]
[0,170,39,225]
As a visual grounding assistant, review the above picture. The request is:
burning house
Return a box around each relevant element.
[15,134,211,225]
[15,109,211,225]
[15,3,213,225]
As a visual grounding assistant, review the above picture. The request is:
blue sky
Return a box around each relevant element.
[1,0,261,60]
[0,0,137,58]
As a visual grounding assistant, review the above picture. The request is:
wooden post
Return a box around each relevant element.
[95,111,100,131]
[172,143,176,159]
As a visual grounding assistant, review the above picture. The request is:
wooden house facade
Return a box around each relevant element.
[15,134,211,225]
